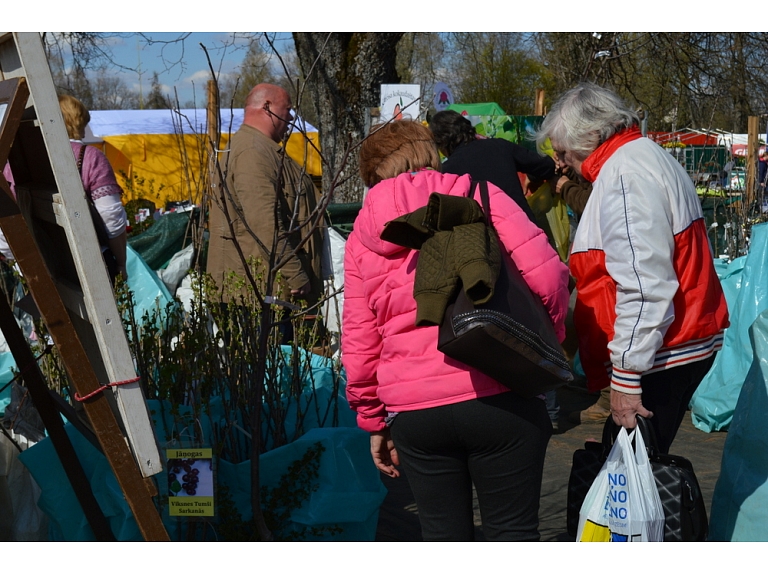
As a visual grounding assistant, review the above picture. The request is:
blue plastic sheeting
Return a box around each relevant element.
[690,222,768,432]
[125,244,174,323]
[20,422,383,541]
[219,427,387,541]
[18,352,383,541]
[262,347,357,450]
[18,423,143,541]
[0,352,19,417]
[148,348,356,453]
[708,308,768,540]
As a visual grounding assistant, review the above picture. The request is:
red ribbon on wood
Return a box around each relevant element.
[74,376,141,402]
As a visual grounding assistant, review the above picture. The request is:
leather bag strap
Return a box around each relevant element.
[469,180,495,231]
[76,144,87,176]
[600,414,662,457]
[635,414,662,456]
[76,144,92,203]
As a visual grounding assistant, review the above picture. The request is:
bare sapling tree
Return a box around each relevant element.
[199,35,371,540]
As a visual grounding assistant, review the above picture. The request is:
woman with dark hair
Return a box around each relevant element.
[429,110,556,224]
[343,120,570,541]
[427,109,476,157]
[535,83,729,453]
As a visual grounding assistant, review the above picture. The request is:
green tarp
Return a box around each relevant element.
[327,202,362,238]
[127,211,193,271]
[445,102,506,116]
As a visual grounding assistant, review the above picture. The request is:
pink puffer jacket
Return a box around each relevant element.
[342,170,570,432]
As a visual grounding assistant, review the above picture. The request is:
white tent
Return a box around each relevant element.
[87,108,317,138]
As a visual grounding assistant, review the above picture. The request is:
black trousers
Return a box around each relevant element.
[638,354,716,454]
[390,391,552,541]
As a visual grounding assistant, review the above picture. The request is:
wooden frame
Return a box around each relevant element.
[0,33,168,541]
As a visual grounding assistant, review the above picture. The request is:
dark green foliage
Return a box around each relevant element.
[124,198,158,236]
[145,72,169,110]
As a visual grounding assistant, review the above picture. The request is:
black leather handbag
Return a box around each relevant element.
[637,416,709,542]
[437,180,573,398]
[567,415,709,541]
[566,420,613,538]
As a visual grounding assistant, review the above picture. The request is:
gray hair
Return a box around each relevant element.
[535,83,639,161]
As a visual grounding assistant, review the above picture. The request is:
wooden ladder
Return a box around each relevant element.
[0,32,168,541]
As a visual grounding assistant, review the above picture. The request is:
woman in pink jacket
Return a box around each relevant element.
[342,121,570,541]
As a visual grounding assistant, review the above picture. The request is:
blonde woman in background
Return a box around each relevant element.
[1,94,128,282]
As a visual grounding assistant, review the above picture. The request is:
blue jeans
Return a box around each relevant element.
[544,389,560,422]
[390,391,552,541]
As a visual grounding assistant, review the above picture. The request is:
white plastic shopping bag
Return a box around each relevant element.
[606,427,665,542]
[576,462,612,542]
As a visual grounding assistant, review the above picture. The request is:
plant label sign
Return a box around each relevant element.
[166,448,215,517]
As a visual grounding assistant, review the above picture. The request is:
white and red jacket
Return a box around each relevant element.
[570,131,729,394]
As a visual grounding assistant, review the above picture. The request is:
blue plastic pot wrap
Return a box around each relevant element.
[19,368,381,541]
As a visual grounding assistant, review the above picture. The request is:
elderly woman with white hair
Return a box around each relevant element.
[536,83,729,453]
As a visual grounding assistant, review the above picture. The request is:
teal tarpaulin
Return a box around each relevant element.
[18,347,383,541]
[709,307,768,540]
[20,420,384,541]
[689,222,768,432]
[0,352,19,417]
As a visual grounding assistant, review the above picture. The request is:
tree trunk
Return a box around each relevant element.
[730,32,751,133]
[293,33,403,203]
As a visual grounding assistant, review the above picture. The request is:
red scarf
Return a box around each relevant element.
[580,126,642,183]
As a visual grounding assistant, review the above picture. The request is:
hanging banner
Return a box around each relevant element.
[432,82,453,111]
[380,84,421,123]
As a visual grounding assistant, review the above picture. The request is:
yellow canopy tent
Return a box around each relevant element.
[85,109,321,209]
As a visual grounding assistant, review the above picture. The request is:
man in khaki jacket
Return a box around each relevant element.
[207,83,323,306]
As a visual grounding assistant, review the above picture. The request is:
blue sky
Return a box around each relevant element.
[100,33,294,107]
[9,8,708,110]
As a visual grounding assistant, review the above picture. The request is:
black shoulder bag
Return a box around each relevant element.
[437,180,573,398]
